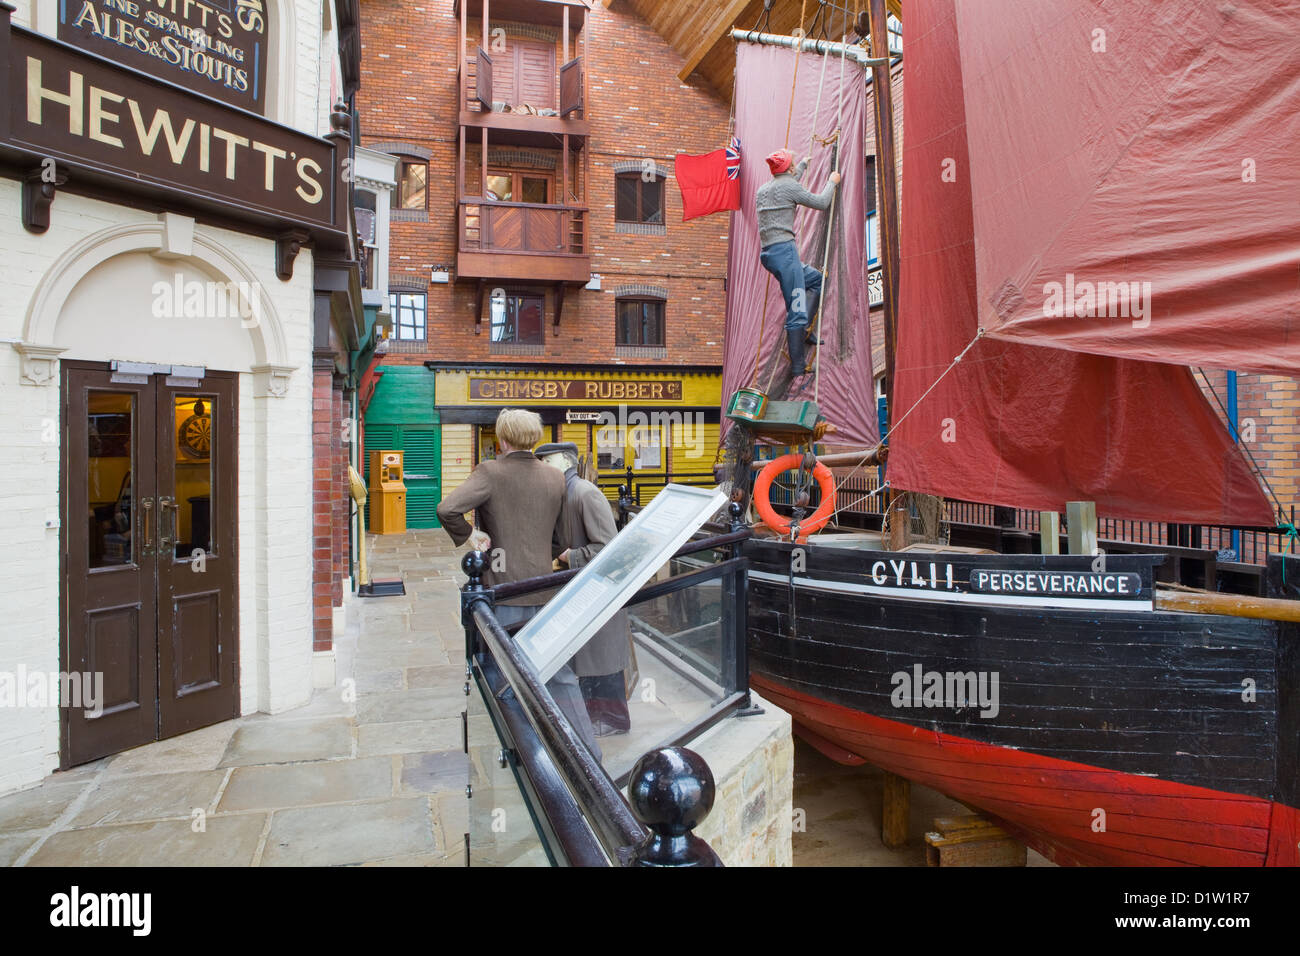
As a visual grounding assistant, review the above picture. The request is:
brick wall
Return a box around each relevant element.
[356,0,732,370]
[312,363,335,652]
[1199,368,1299,523]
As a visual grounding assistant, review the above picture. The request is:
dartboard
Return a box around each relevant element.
[178,413,211,459]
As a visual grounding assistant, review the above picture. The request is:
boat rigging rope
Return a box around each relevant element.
[751,0,811,389]
[819,328,985,529]
[762,5,843,395]
[1193,367,1289,523]
[809,2,853,405]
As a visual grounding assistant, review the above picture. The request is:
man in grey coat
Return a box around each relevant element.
[538,442,632,736]
[437,410,602,760]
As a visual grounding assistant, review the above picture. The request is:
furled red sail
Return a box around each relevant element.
[887,0,1275,526]
[957,0,1300,376]
[721,41,878,448]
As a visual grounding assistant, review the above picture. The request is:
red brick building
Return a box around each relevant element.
[355,0,733,505]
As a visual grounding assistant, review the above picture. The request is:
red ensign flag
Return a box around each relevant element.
[674,137,742,221]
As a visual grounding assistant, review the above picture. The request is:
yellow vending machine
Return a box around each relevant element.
[369,450,407,534]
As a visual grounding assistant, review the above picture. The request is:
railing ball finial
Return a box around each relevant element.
[462,549,487,589]
[728,500,745,533]
[617,484,633,530]
[330,99,351,134]
[627,746,722,867]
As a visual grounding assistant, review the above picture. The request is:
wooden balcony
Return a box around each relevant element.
[460,50,587,144]
[457,200,590,283]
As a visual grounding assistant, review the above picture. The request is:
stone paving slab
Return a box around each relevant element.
[355,687,466,724]
[219,757,393,812]
[27,814,268,867]
[70,770,229,828]
[104,722,238,777]
[0,781,90,833]
[405,664,467,690]
[353,646,446,670]
[354,668,404,693]
[399,751,469,796]
[357,718,462,757]
[219,717,354,767]
[260,798,437,866]
[0,832,41,867]
[1,530,479,867]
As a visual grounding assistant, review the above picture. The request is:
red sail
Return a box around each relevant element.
[721,42,878,448]
[959,0,1300,375]
[888,0,1274,526]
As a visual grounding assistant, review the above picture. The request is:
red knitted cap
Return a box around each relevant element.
[765,149,794,176]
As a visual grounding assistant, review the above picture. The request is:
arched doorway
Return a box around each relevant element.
[29,217,292,767]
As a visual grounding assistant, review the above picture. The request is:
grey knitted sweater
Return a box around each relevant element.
[755,159,836,249]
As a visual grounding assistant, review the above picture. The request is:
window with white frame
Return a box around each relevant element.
[389,292,427,342]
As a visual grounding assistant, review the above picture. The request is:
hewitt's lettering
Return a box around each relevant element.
[26,55,323,203]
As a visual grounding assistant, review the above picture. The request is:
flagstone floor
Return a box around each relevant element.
[0,531,473,867]
[1,529,1055,868]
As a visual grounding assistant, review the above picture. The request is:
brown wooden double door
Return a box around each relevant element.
[62,362,239,767]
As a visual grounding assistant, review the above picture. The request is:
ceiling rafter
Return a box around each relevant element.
[605,0,902,100]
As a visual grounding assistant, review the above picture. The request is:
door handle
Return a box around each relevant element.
[140,497,154,558]
[158,496,176,556]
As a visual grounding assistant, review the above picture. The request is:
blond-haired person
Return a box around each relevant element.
[437,408,602,758]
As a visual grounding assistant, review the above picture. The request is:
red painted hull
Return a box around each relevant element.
[754,674,1300,867]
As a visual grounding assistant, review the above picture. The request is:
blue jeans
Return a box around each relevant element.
[760,240,822,333]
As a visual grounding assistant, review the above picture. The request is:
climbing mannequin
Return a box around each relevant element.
[756,149,840,376]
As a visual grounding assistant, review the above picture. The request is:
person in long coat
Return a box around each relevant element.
[437,411,602,759]
[538,442,632,736]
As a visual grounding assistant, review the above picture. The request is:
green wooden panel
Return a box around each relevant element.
[362,366,442,529]
[366,366,438,425]
[362,423,399,529]
[401,425,441,529]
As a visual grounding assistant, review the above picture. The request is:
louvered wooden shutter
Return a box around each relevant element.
[361,424,399,527]
[560,57,583,117]
[493,46,515,105]
[476,46,493,108]
[516,40,556,108]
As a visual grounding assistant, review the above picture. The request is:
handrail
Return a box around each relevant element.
[468,597,650,863]
[489,528,751,602]
[460,199,590,212]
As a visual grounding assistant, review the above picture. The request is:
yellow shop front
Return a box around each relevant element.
[428,363,723,502]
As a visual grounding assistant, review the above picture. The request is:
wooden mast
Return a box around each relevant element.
[866,0,899,417]
[864,0,906,547]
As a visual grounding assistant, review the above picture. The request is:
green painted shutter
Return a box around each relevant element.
[362,423,400,528]
[400,425,441,528]
[361,367,442,529]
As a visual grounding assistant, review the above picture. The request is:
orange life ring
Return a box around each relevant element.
[754,453,836,541]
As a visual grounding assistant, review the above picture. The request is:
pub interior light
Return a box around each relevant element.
[431,265,451,284]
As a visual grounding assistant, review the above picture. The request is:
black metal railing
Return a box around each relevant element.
[461,513,752,867]
[595,468,718,507]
